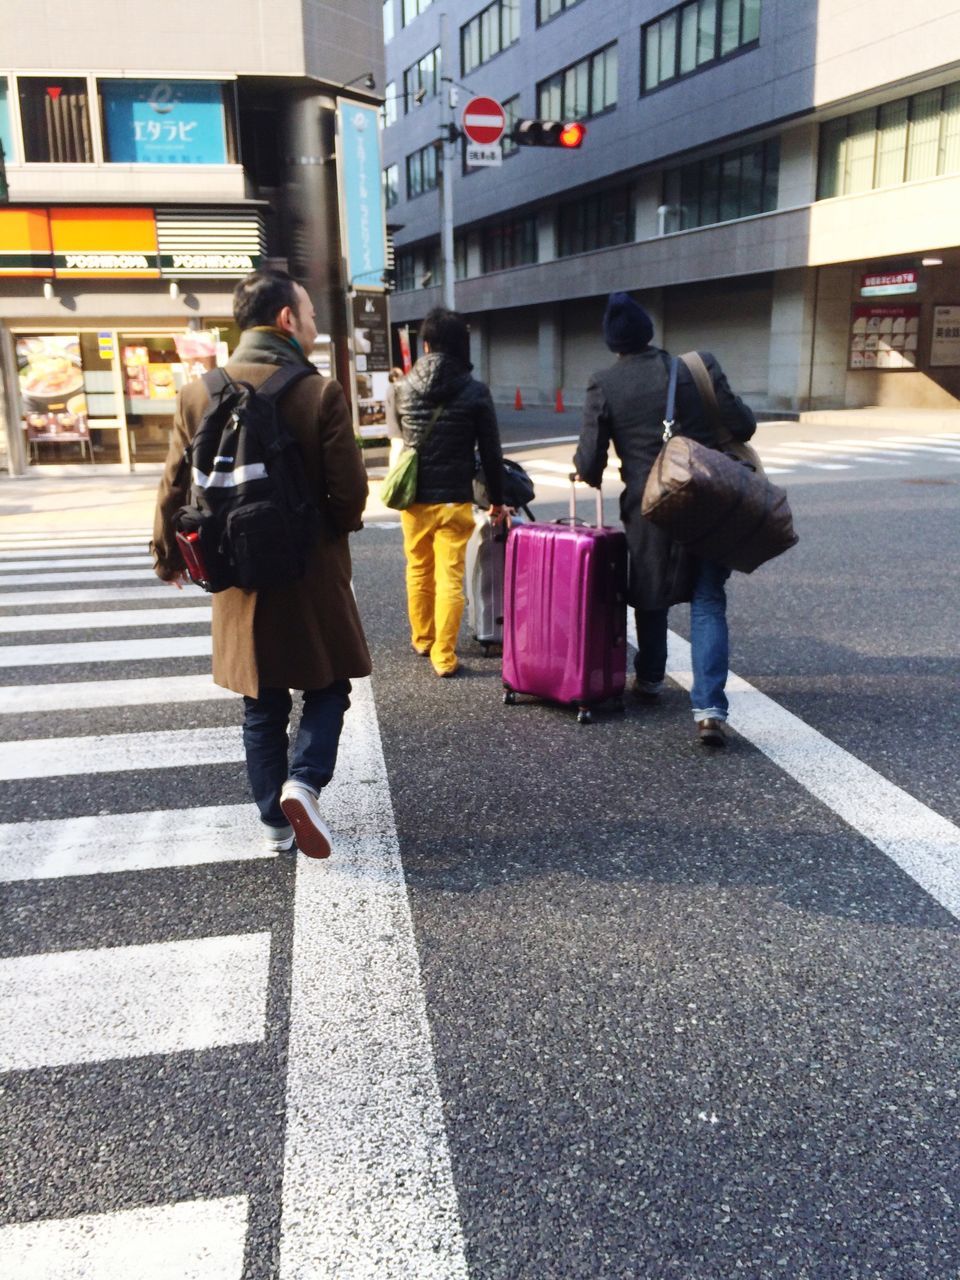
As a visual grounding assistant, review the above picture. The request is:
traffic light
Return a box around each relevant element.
[512,119,586,149]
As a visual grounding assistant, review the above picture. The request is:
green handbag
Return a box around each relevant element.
[380,402,444,511]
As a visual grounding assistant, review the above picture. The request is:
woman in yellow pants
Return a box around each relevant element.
[392,308,507,676]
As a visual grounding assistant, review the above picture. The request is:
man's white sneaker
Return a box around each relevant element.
[262,823,295,852]
[279,780,333,859]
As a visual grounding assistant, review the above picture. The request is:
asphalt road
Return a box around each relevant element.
[1,422,958,1279]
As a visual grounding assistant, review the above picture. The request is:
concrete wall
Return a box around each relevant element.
[487,305,539,403]
[664,278,773,400]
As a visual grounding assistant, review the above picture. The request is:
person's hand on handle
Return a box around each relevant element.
[489,504,510,528]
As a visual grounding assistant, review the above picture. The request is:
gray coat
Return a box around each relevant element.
[574,348,756,610]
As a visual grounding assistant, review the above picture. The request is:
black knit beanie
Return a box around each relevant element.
[602,292,654,353]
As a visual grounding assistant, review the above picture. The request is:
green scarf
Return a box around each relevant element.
[232,325,310,367]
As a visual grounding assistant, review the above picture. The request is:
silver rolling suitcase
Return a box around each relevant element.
[466,509,518,654]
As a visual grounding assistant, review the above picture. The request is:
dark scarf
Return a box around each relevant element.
[232,325,310,368]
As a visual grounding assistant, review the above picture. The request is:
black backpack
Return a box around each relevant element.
[174,365,321,593]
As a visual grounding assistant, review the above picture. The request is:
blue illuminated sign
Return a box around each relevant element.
[338,101,387,289]
[102,80,228,165]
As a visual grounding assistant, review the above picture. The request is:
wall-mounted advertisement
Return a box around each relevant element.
[352,292,391,436]
[101,80,229,165]
[16,334,92,461]
[849,304,920,370]
[930,305,960,368]
[337,100,387,292]
[860,269,918,298]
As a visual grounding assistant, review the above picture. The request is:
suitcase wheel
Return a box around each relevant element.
[577,707,593,725]
[503,688,518,705]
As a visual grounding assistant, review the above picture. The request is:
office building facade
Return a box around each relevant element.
[382,0,960,412]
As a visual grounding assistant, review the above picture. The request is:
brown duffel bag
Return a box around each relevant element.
[641,353,798,574]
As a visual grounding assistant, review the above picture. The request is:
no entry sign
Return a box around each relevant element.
[461,96,505,146]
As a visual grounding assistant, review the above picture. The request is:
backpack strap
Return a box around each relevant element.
[678,351,732,448]
[256,362,318,402]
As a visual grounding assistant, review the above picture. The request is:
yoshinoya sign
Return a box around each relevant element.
[860,269,918,297]
[461,97,505,145]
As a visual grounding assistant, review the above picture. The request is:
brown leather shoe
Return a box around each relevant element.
[698,718,726,747]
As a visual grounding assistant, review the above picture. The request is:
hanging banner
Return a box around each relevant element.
[337,100,387,292]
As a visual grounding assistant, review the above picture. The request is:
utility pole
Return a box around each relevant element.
[438,11,456,310]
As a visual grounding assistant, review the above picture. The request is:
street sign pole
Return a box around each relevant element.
[438,12,456,311]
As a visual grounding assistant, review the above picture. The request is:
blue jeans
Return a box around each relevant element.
[634,560,732,721]
[241,681,351,827]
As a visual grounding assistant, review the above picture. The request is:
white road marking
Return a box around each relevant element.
[660,629,960,921]
[279,677,469,1278]
[0,606,210,634]
[880,441,960,455]
[0,545,149,561]
[0,724,241,779]
[0,529,148,542]
[0,804,270,883]
[0,586,197,607]
[0,634,211,667]
[0,673,231,714]
[0,569,158,587]
[506,434,579,448]
[524,458,620,478]
[0,1196,249,1280]
[0,555,148,572]
[0,932,271,1071]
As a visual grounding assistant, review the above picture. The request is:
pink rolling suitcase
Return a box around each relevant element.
[502,479,627,723]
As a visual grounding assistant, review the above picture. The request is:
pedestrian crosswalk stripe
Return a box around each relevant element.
[0,804,270,883]
[661,628,960,921]
[0,555,149,572]
[0,606,210,634]
[0,673,231,714]
[0,545,151,561]
[0,568,158,587]
[0,1195,249,1280]
[0,634,211,668]
[0,724,240,779]
[0,585,197,607]
[0,932,271,1072]
[279,677,469,1278]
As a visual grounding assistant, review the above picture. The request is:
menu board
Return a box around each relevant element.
[930,305,960,368]
[849,304,920,371]
[16,333,89,437]
[352,293,391,434]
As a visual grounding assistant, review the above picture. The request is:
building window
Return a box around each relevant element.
[421,239,444,288]
[402,0,433,25]
[19,76,94,163]
[384,0,395,42]
[384,163,399,208]
[99,80,237,164]
[642,0,761,94]
[396,248,417,291]
[383,82,398,128]
[481,213,538,272]
[501,94,521,156]
[557,186,634,257]
[537,0,585,26]
[663,136,779,228]
[403,47,442,113]
[0,77,13,161]
[455,235,469,279]
[537,43,617,120]
[406,142,439,197]
[817,80,960,199]
[461,1,520,76]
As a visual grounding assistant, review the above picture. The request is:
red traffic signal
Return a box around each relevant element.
[513,119,587,149]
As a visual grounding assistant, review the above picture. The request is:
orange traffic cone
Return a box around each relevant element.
[514,386,524,410]
[555,387,565,413]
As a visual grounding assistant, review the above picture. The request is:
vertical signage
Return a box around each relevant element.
[337,100,387,291]
[930,305,960,367]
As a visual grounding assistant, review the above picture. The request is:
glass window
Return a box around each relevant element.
[501,94,520,156]
[906,89,941,182]
[383,0,395,42]
[643,25,661,92]
[19,76,93,163]
[939,84,960,175]
[697,0,717,65]
[396,249,416,291]
[739,143,764,214]
[406,143,437,197]
[537,0,582,23]
[875,99,907,187]
[383,83,398,128]
[845,108,876,193]
[557,187,633,257]
[741,0,761,43]
[700,155,721,223]
[762,137,779,209]
[818,118,846,198]
[667,137,778,228]
[481,214,537,272]
[402,0,432,25]
[719,150,741,219]
[460,1,520,75]
[538,43,617,121]
[679,163,701,228]
[602,44,618,110]
[680,4,698,74]
[0,77,12,161]
[384,163,399,208]
[100,80,233,164]
[659,12,678,83]
[720,0,740,55]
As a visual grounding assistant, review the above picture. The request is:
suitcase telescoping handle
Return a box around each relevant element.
[568,472,604,528]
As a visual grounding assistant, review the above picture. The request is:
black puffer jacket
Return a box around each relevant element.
[393,352,505,505]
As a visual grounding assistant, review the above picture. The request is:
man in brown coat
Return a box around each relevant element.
[153,269,372,857]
